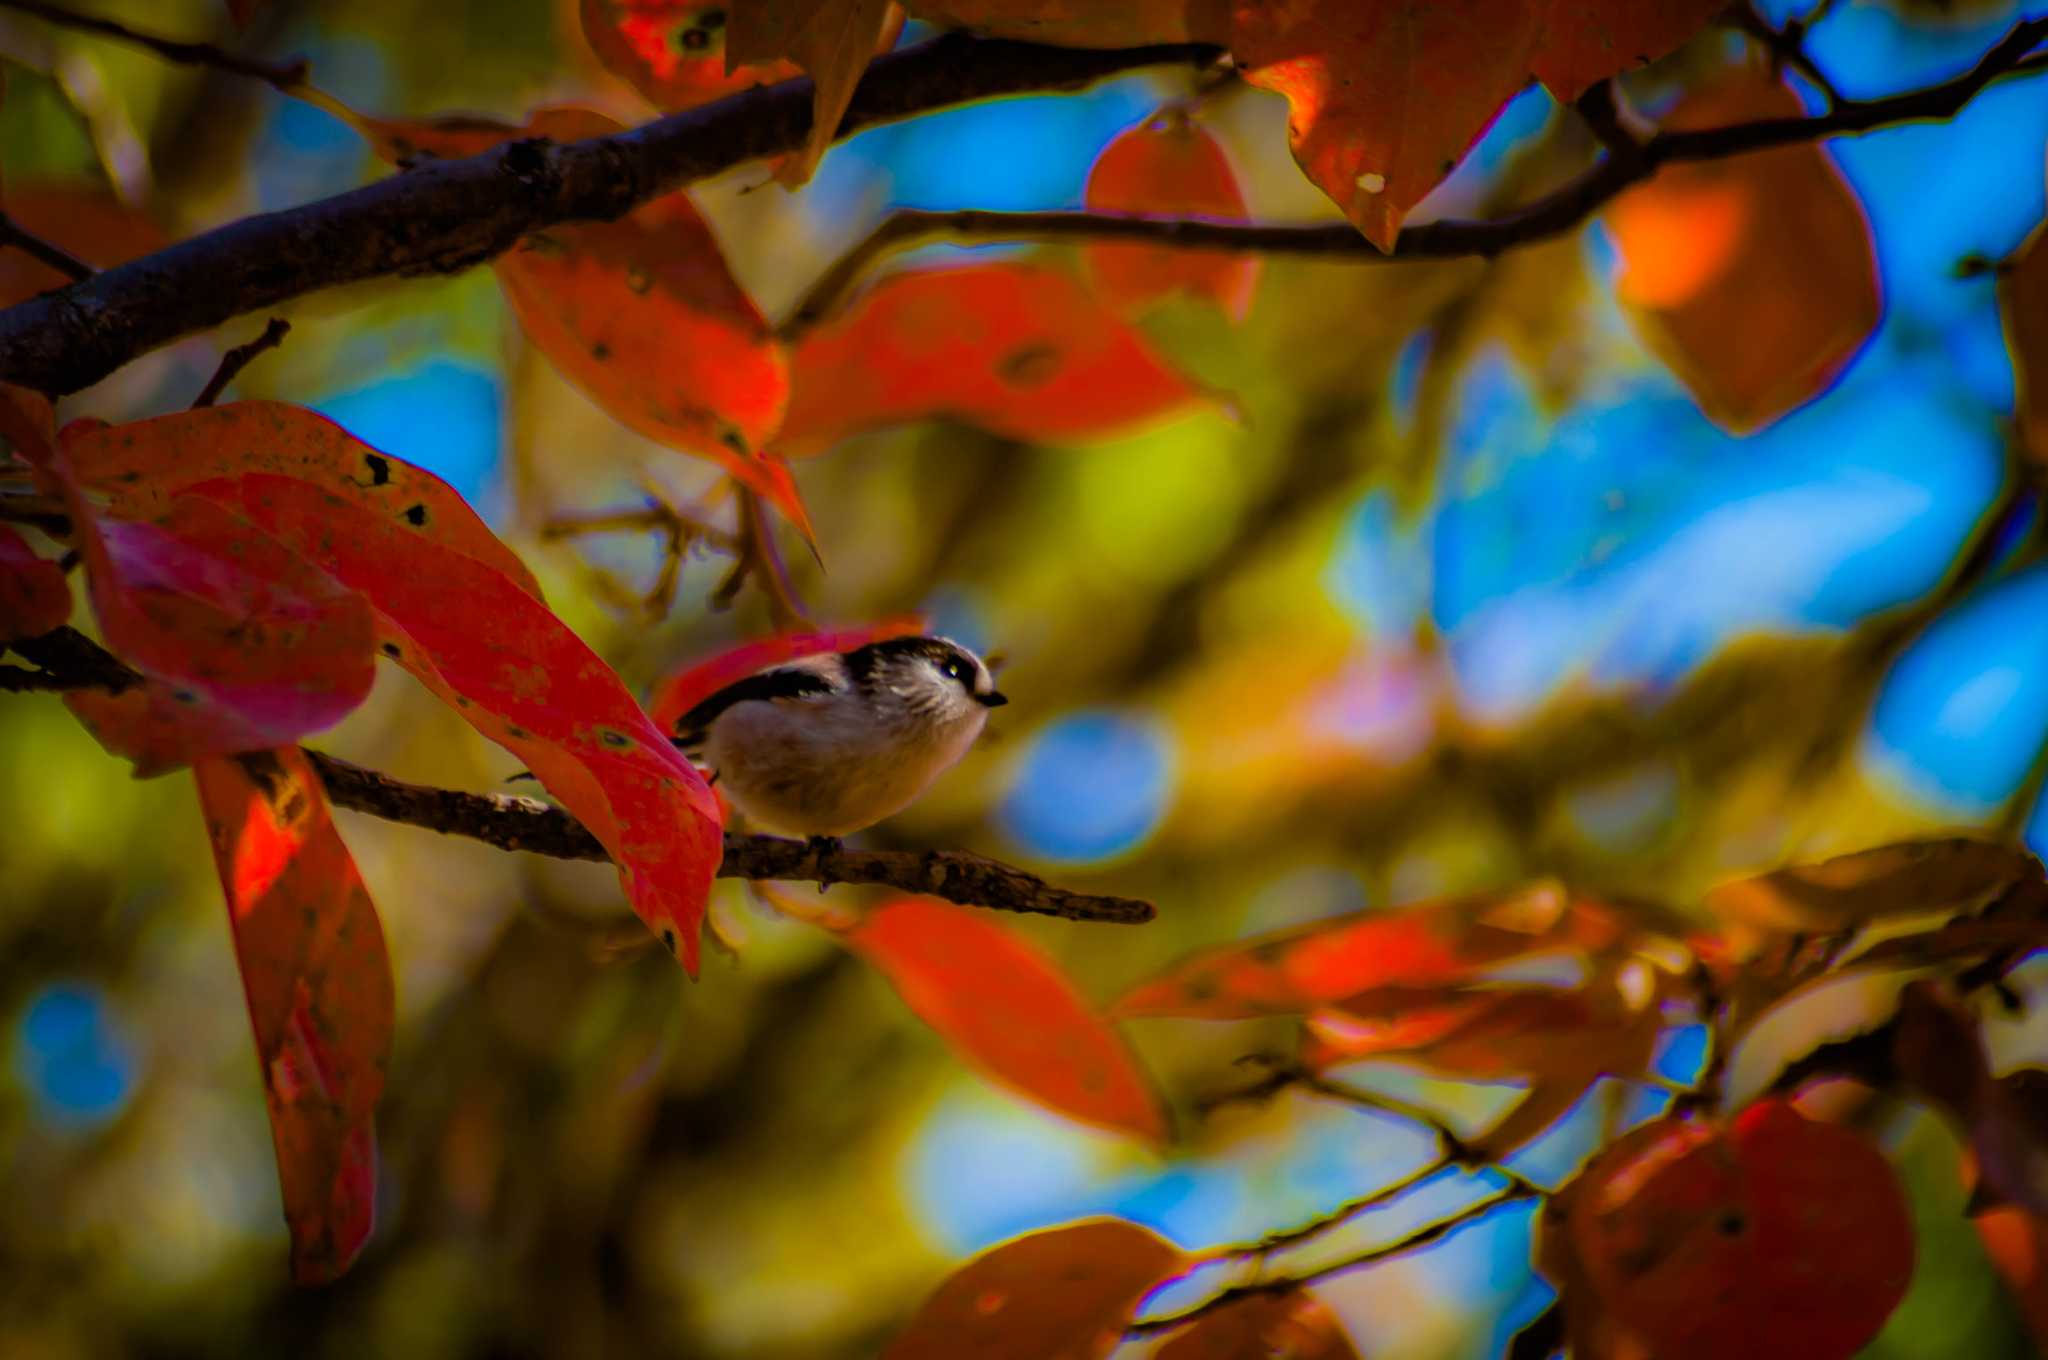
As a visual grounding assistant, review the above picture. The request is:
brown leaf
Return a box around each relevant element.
[1704,837,2043,935]
[1155,1288,1362,1360]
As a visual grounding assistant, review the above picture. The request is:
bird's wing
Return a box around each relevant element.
[670,657,840,749]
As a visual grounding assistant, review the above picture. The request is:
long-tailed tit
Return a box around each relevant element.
[671,635,1006,843]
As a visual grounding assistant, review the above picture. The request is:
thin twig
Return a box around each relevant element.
[0,0,308,88]
[541,495,737,617]
[0,212,94,281]
[779,19,2048,338]
[192,317,289,408]
[1732,1,1845,109]
[4,626,1154,925]
[711,485,810,628]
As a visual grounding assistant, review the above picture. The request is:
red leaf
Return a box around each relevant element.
[902,0,1229,46]
[0,522,70,641]
[1529,0,1725,103]
[187,472,725,971]
[1229,1,1538,252]
[836,898,1167,1142]
[1084,111,1258,322]
[1603,67,1879,431]
[1567,1102,1914,1360]
[497,192,806,536]
[885,1218,1188,1360]
[1112,882,1624,1019]
[192,748,393,1283]
[647,617,925,732]
[1154,1289,1361,1360]
[777,262,1203,457]
[582,0,799,109]
[0,184,169,307]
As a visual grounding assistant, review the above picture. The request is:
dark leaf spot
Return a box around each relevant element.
[381,642,402,658]
[592,341,611,361]
[598,728,630,749]
[402,504,427,526]
[679,27,711,50]
[997,342,1061,387]
[364,453,391,486]
[660,927,679,955]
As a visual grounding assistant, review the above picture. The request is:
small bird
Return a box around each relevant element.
[671,634,1006,843]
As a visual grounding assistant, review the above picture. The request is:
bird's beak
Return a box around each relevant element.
[978,690,1008,708]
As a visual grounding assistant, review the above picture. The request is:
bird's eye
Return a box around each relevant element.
[942,661,963,681]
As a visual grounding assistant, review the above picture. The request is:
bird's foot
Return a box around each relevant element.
[807,835,842,892]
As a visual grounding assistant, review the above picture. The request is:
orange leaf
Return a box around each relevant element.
[192,748,393,1283]
[776,262,1203,456]
[1229,0,1539,252]
[2002,217,2048,468]
[186,471,725,971]
[1528,0,1725,103]
[0,522,70,641]
[497,194,806,536]
[582,0,799,109]
[727,0,904,187]
[902,0,1229,45]
[1112,882,1624,1019]
[0,184,168,307]
[885,1218,1188,1360]
[647,617,925,731]
[836,898,1167,1141]
[1567,1102,1914,1360]
[1603,67,1879,431]
[1154,1289,1361,1360]
[1084,111,1258,322]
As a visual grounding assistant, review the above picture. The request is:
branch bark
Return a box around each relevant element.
[3,627,1155,925]
[0,32,1220,396]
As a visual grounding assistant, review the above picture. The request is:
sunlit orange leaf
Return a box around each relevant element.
[0,522,69,641]
[183,470,725,971]
[37,466,377,776]
[903,0,1229,45]
[1084,110,1258,322]
[0,184,168,307]
[1604,67,1879,431]
[835,898,1168,1141]
[1229,1,1537,253]
[498,194,806,535]
[582,0,799,109]
[1154,1288,1361,1360]
[647,616,924,731]
[1528,0,1726,103]
[727,0,903,187]
[1566,1101,1913,1360]
[2001,218,2048,467]
[1703,837,2041,935]
[1112,882,1625,1019]
[192,748,393,1283]
[776,262,1204,457]
[885,1218,1188,1360]
[60,402,540,597]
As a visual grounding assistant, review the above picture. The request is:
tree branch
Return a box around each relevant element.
[0,0,308,88]
[3,627,1155,925]
[0,32,1222,396]
[782,18,2048,336]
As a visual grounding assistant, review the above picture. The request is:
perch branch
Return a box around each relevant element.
[0,31,1223,395]
[0,0,308,88]
[2,627,1154,925]
[781,16,2048,336]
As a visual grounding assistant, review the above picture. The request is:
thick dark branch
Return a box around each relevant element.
[4,627,1154,925]
[783,19,2048,334]
[0,0,308,88]
[0,33,1220,395]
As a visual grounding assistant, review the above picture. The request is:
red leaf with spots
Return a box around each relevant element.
[1603,67,1879,432]
[776,262,1203,457]
[0,522,69,641]
[1084,111,1258,322]
[192,748,393,1283]
[582,0,799,109]
[1155,1289,1361,1360]
[835,898,1168,1142]
[1560,1102,1914,1360]
[1229,0,1539,253]
[647,617,925,732]
[1112,882,1625,1019]
[885,1218,1188,1360]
